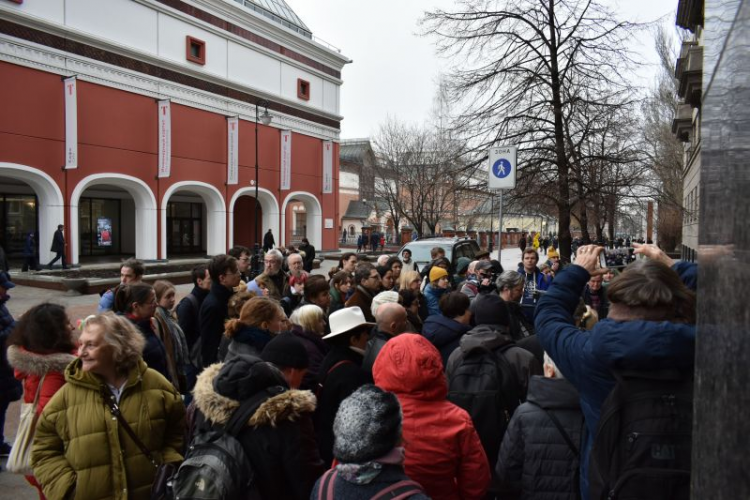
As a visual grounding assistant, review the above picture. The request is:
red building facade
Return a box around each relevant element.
[0,0,348,265]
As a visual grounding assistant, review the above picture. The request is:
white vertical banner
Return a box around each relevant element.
[158,100,171,178]
[280,130,292,190]
[64,77,77,169]
[322,140,333,194]
[227,117,239,185]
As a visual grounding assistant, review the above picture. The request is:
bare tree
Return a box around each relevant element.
[372,118,471,237]
[422,0,640,261]
[641,26,686,251]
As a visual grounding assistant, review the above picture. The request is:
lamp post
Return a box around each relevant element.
[252,99,272,277]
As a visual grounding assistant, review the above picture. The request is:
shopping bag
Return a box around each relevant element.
[7,374,46,475]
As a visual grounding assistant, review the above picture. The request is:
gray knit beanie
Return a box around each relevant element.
[333,384,402,463]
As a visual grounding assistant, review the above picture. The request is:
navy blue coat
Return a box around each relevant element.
[199,282,233,367]
[534,263,696,500]
[422,314,471,367]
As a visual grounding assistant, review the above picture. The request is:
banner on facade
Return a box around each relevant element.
[227,117,239,185]
[322,140,333,194]
[64,77,77,169]
[280,130,292,190]
[158,100,171,178]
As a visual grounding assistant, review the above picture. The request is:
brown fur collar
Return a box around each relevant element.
[6,345,76,375]
[193,363,316,428]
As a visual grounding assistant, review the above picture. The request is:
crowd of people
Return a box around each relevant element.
[0,238,696,500]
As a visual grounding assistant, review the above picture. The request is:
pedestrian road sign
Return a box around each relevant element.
[488,146,517,189]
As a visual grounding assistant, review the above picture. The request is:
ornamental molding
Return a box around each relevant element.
[0,35,340,141]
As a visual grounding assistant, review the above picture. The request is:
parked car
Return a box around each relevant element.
[397,237,480,273]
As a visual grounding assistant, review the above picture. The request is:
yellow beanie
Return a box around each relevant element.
[547,247,559,258]
[429,266,449,283]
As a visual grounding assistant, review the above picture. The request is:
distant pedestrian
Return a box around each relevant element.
[263,228,275,252]
[519,234,527,253]
[22,232,40,272]
[356,234,363,253]
[47,225,67,270]
[371,232,379,253]
[299,237,316,273]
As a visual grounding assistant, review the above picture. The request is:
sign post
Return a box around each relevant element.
[488,146,518,261]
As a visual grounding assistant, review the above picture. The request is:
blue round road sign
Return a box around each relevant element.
[492,159,512,178]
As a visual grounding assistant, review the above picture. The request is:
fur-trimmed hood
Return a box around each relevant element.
[193,363,316,428]
[7,345,76,375]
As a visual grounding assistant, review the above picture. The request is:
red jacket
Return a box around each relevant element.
[373,334,491,500]
[7,346,76,415]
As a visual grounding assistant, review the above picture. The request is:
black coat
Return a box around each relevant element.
[193,364,325,500]
[496,376,584,500]
[263,230,275,251]
[176,286,209,349]
[300,243,316,272]
[0,298,22,401]
[199,282,233,367]
[314,345,372,466]
[50,229,65,253]
[311,464,430,500]
[422,314,471,368]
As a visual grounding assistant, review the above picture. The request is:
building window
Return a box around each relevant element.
[186,36,206,65]
[297,78,310,101]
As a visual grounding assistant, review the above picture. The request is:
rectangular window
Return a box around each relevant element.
[297,78,310,101]
[186,36,206,65]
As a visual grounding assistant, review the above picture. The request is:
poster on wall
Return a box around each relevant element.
[280,130,292,190]
[64,76,77,169]
[158,100,171,178]
[97,218,113,247]
[322,140,333,194]
[227,117,239,185]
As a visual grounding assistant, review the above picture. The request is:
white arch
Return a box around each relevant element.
[281,191,323,250]
[228,187,280,250]
[70,174,157,265]
[161,181,226,258]
[0,163,65,265]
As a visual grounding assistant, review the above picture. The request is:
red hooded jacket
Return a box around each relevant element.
[373,334,491,500]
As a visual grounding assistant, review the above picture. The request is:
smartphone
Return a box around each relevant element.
[598,251,607,269]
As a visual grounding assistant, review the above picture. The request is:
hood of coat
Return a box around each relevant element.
[525,375,580,410]
[460,324,514,353]
[7,346,76,375]
[422,315,471,347]
[193,363,316,427]
[64,357,148,391]
[372,333,447,401]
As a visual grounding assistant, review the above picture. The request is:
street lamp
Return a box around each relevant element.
[252,99,272,277]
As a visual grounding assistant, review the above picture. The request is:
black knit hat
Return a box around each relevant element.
[471,293,511,327]
[213,355,286,401]
[260,333,309,369]
[333,384,402,463]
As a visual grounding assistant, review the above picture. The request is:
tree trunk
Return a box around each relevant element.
[579,202,591,244]
[548,0,572,262]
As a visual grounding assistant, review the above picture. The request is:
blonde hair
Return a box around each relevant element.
[399,270,421,291]
[228,290,257,319]
[224,297,284,338]
[289,304,325,334]
[84,312,146,372]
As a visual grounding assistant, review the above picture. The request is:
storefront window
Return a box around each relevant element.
[0,194,38,259]
[80,198,121,256]
[167,201,203,254]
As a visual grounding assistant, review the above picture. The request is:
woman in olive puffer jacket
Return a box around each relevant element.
[31,313,185,500]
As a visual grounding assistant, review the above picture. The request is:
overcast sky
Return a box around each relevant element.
[286,0,678,140]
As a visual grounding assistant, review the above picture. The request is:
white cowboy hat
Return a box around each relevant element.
[323,306,375,340]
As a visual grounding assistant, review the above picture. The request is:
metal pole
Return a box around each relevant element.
[497,190,503,261]
[488,194,494,253]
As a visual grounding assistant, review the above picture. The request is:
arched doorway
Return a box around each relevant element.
[281,191,322,250]
[228,188,279,250]
[70,174,157,265]
[161,182,225,258]
[0,163,64,267]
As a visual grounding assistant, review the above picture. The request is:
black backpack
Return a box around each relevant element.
[589,370,693,500]
[168,387,283,500]
[447,344,522,464]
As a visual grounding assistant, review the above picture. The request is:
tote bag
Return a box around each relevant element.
[7,373,46,475]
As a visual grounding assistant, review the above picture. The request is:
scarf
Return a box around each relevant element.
[336,447,406,485]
